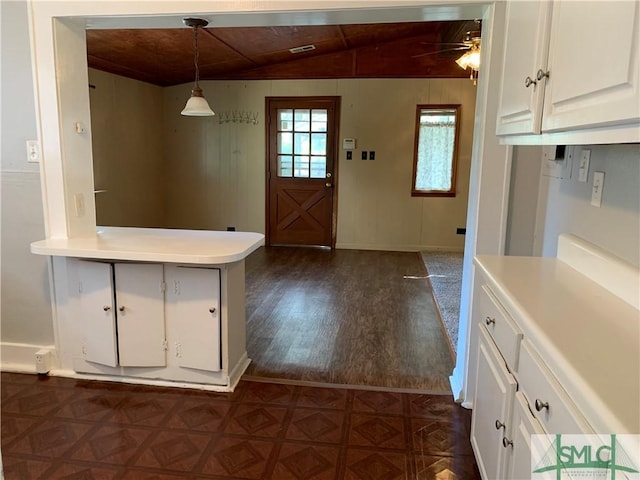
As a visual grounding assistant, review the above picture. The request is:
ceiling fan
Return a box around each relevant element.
[413,21,482,83]
[413,29,481,58]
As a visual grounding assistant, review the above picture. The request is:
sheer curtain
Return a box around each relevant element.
[415,119,455,191]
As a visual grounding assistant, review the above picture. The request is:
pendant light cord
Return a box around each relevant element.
[193,25,200,88]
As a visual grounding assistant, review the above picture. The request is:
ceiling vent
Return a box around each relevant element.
[289,44,316,54]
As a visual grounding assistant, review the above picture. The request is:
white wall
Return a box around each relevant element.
[535,144,640,266]
[89,69,167,227]
[505,145,543,256]
[1,1,54,351]
[162,78,476,250]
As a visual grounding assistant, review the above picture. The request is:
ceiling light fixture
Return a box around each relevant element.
[181,18,215,117]
[455,30,481,85]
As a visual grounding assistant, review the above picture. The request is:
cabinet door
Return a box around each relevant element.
[471,326,517,480]
[496,1,553,135]
[114,263,166,367]
[541,1,640,132]
[166,266,221,372]
[77,260,118,367]
[505,392,547,480]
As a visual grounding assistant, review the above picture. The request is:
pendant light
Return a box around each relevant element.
[181,18,215,117]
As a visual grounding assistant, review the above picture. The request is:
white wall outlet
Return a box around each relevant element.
[26,140,41,163]
[74,193,85,217]
[591,171,605,207]
[578,149,591,182]
[35,349,51,374]
[542,145,572,179]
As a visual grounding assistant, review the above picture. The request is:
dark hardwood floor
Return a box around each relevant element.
[243,248,454,393]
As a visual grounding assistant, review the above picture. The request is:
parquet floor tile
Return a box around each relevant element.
[0,372,480,479]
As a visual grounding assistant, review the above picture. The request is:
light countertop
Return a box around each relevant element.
[475,255,640,434]
[31,227,265,264]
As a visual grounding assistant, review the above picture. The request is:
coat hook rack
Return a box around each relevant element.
[217,110,259,125]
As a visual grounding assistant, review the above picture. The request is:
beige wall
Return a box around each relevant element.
[89,68,166,227]
[162,78,476,250]
[1,0,54,348]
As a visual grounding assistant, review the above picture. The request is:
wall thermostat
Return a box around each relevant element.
[342,138,356,150]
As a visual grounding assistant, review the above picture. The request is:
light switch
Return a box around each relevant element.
[26,140,40,163]
[591,172,604,207]
[74,193,85,217]
[578,150,590,183]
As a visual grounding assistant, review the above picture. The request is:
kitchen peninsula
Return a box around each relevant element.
[31,227,264,391]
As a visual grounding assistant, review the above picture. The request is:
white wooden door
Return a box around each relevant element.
[78,260,118,367]
[505,392,547,480]
[166,266,221,372]
[496,1,552,135]
[541,1,640,132]
[114,263,166,367]
[471,326,517,480]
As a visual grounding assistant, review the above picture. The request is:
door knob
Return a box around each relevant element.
[525,76,537,88]
[326,172,332,178]
[209,307,216,314]
[325,182,332,188]
[103,305,111,311]
[119,306,125,312]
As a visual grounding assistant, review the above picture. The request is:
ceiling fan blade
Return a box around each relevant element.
[420,41,468,46]
[411,46,470,58]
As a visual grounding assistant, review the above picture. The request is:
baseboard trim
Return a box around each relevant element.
[0,342,56,374]
[336,243,464,252]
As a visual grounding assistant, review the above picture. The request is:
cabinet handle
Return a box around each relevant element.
[525,76,537,88]
[119,306,125,312]
[209,307,216,314]
[502,437,513,448]
[495,419,505,430]
[485,317,495,326]
[535,399,550,412]
[536,69,550,81]
[103,305,111,311]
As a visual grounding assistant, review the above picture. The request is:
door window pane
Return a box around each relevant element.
[278,155,293,177]
[310,156,326,178]
[294,109,310,131]
[311,109,328,132]
[311,133,327,155]
[279,109,293,131]
[294,156,310,177]
[294,133,310,155]
[278,133,293,154]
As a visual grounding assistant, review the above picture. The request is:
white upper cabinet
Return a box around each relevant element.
[114,263,166,367]
[496,1,640,142]
[496,1,552,135]
[78,261,118,367]
[541,1,640,132]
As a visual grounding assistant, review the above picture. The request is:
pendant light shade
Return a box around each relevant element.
[181,18,215,117]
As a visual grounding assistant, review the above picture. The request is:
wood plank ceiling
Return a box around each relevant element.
[86,20,480,86]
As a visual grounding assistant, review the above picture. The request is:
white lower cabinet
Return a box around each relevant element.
[471,281,596,480]
[76,260,222,374]
[78,260,166,368]
[78,260,118,367]
[165,265,221,372]
[504,392,546,480]
[471,326,517,480]
[114,263,166,367]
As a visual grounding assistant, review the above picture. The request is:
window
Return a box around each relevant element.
[411,105,461,197]
[276,108,328,179]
